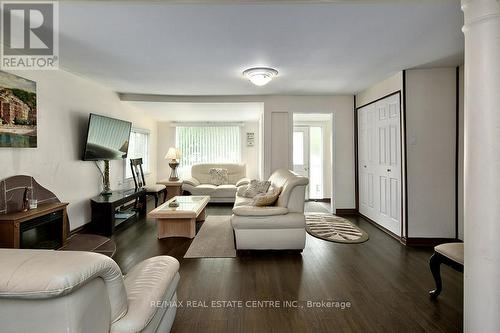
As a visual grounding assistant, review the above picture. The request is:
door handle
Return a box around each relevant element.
[364,165,367,168]
[387,169,391,172]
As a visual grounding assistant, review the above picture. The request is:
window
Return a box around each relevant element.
[293,131,304,165]
[175,125,241,173]
[125,128,150,179]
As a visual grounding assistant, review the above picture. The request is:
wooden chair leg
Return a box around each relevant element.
[163,190,167,203]
[154,194,159,208]
[429,252,443,299]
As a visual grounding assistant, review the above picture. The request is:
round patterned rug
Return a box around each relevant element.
[305,213,369,244]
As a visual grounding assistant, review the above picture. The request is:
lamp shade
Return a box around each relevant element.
[165,147,181,161]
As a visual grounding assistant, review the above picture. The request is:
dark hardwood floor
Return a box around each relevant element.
[112,201,463,333]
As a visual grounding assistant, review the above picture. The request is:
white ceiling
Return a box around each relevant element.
[129,102,263,121]
[58,1,464,96]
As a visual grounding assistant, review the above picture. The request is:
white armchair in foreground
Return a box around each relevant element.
[231,169,309,251]
[0,249,180,333]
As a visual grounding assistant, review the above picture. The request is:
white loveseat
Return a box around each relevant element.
[230,169,309,251]
[182,163,249,203]
[0,249,180,333]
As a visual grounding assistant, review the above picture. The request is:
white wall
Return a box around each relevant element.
[262,95,355,209]
[355,68,459,240]
[405,68,456,238]
[157,122,176,181]
[241,121,260,179]
[458,65,464,240]
[0,69,157,230]
[356,72,403,108]
[323,120,333,198]
[156,121,261,180]
[137,94,356,210]
[258,111,264,179]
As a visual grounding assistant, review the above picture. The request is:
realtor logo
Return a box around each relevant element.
[1,1,59,70]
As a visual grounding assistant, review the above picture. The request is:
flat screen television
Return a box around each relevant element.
[82,114,132,161]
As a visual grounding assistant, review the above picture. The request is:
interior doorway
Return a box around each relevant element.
[292,113,333,206]
[293,126,311,198]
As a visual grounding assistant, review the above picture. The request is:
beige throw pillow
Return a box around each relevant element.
[239,179,271,198]
[209,168,228,186]
[252,186,282,207]
[237,185,248,197]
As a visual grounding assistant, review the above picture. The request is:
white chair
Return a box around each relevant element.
[231,169,309,251]
[0,249,180,333]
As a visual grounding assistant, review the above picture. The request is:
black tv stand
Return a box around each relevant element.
[90,188,147,236]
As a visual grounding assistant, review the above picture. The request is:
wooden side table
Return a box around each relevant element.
[157,179,183,201]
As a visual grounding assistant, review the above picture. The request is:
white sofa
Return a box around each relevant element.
[0,249,180,333]
[182,163,249,203]
[231,169,309,251]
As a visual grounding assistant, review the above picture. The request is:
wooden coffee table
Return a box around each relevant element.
[148,196,210,239]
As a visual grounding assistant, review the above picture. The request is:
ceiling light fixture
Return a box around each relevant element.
[243,67,278,86]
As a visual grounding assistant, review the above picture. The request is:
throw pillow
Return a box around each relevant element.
[237,185,248,197]
[253,186,282,207]
[240,179,271,198]
[209,168,228,186]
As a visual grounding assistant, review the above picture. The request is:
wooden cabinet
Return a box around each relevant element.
[0,202,69,249]
[90,188,146,236]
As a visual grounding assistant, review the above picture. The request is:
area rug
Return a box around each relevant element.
[184,215,236,258]
[305,213,369,244]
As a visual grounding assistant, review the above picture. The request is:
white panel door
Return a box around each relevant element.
[293,127,310,178]
[358,94,401,235]
[293,127,310,200]
[358,104,377,219]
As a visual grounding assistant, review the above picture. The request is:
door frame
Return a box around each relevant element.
[290,112,336,214]
[293,122,329,200]
[292,126,311,200]
[355,90,406,239]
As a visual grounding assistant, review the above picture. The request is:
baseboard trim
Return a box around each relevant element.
[306,198,331,203]
[359,213,402,243]
[402,237,460,247]
[346,213,458,247]
[69,222,91,236]
[335,209,358,216]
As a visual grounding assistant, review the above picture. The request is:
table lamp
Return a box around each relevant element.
[165,148,181,181]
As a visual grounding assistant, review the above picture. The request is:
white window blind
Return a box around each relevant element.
[125,129,150,179]
[175,125,241,171]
